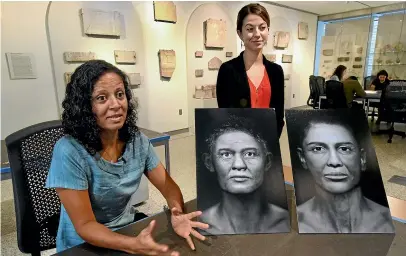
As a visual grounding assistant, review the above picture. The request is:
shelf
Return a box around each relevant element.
[370,51,406,54]
[368,63,406,66]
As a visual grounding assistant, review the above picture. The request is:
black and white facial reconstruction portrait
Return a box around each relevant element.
[195,108,290,235]
[286,109,395,234]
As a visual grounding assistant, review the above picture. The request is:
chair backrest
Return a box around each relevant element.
[382,80,406,119]
[364,75,376,90]
[325,80,348,109]
[5,120,64,254]
[308,75,325,108]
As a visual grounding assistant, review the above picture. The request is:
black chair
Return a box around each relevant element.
[364,75,378,121]
[325,80,348,109]
[5,120,64,256]
[308,75,326,109]
[381,80,406,143]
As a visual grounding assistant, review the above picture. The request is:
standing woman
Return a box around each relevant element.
[216,3,285,137]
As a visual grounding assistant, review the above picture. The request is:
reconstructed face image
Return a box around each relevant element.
[286,109,395,234]
[196,109,290,235]
[208,130,268,194]
[298,123,365,194]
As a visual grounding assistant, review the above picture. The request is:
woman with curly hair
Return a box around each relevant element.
[45,60,208,255]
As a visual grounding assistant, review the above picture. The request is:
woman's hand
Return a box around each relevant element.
[127,220,179,256]
[170,208,209,250]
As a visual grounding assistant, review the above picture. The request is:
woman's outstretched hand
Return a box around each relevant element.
[170,207,209,250]
[129,220,180,256]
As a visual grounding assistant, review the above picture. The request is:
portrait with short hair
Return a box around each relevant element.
[286,109,395,233]
[195,108,290,235]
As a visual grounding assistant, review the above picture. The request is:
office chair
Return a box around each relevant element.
[5,120,64,256]
[381,80,406,143]
[364,75,378,121]
[325,80,348,109]
[308,75,326,109]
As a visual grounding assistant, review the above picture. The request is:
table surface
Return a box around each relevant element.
[55,186,406,256]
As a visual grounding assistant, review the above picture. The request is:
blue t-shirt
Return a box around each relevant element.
[45,132,160,252]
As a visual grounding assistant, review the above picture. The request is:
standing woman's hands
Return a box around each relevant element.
[170,208,209,250]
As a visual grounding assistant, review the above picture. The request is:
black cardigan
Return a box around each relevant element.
[216,51,285,137]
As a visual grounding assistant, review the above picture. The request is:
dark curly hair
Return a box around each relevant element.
[62,60,139,155]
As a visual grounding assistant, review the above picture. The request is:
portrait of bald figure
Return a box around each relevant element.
[195,109,290,235]
[286,109,395,234]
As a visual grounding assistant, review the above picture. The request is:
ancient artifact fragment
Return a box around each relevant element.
[298,22,309,40]
[153,1,177,23]
[194,85,216,99]
[158,49,176,78]
[195,51,203,58]
[282,54,293,63]
[80,8,122,37]
[354,57,362,62]
[322,49,334,56]
[114,50,136,64]
[64,52,96,62]
[127,73,141,86]
[356,47,363,54]
[195,69,203,77]
[324,60,332,63]
[274,31,290,49]
[226,52,233,57]
[353,64,363,68]
[64,72,73,85]
[337,57,350,62]
[208,57,222,70]
[264,54,276,62]
[204,19,226,48]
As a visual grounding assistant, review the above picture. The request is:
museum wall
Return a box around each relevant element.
[1,1,317,138]
[1,2,59,139]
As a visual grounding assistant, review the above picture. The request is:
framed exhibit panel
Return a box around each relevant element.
[5,53,37,79]
[195,108,291,235]
[286,109,395,234]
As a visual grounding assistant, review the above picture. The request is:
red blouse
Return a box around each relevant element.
[248,69,271,108]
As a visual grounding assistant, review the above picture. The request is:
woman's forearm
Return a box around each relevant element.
[77,221,135,253]
[163,177,185,212]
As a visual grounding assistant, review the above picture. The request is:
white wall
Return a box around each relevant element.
[1,2,59,139]
[1,1,317,137]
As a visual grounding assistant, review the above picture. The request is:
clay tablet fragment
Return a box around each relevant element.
[337,57,350,62]
[208,57,222,70]
[114,50,136,64]
[355,57,362,62]
[64,72,73,85]
[226,52,233,57]
[159,50,176,78]
[323,49,334,56]
[282,54,293,63]
[274,31,290,48]
[324,60,332,63]
[64,52,96,62]
[298,22,309,40]
[128,73,141,86]
[153,1,177,23]
[204,19,226,48]
[353,64,363,69]
[195,51,203,58]
[264,54,276,62]
[195,69,203,77]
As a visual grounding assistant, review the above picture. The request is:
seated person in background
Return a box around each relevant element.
[342,76,366,108]
[369,70,390,124]
[46,60,208,255]
[370,70,390,91]
[329,65,347,82]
